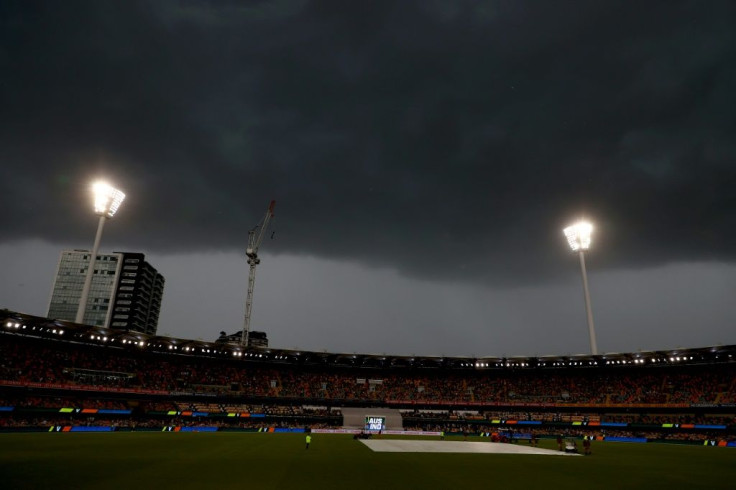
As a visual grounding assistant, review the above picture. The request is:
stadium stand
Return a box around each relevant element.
[1,309,734,444]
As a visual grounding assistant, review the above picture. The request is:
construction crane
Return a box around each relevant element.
[241,200,276,346]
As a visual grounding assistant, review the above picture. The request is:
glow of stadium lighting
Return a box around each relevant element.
[563,220,598,355]
[564,221,592,251]
[93,182,126,219]
[75,181,126,324]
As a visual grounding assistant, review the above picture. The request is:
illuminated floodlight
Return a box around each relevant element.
[563,219,598,355]
[76,180,126,324]
[563,221,593,252]
[93,182,126,218]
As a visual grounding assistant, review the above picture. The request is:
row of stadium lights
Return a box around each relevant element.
[465,356,700,368]
[120,338,145,347]
[546,358,696,366]
[469,362,532,368]
[85,335,270,358]
[157,349,288,359]
[171,346,265,358]
[232,351,266,358]
[457,360,655,368]
[80,334,258,357]
[4,319,268,362]
[5,321,730,366]
[86,335,267,358]
[5,322,64,336]
[548,361,599,367]
[597,357,694,365]
[86,335,165,349]
[467,361,604,368]
[91,335,146,348]
[183,347,231,355]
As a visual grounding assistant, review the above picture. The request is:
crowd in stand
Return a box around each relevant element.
[1,334,735,443]
[1,393,731,427]
[2,336,735,406]
[398,409,735,426]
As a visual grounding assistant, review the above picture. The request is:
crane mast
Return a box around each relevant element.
[241,200,275,346]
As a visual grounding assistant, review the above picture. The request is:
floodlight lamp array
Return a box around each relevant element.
[93,182,126,218]
[563,221,592,251]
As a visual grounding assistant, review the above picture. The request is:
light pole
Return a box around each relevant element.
[75,182,126,324]
[563,221,598,355]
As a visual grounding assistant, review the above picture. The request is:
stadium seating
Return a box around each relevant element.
[1,310,734,443]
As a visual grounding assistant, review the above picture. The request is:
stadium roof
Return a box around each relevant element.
[2,309,734,370]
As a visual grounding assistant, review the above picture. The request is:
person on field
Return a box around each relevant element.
[583,436,592,455]
[305,433,312,449]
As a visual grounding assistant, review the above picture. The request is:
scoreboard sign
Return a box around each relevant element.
[365,416,385,431]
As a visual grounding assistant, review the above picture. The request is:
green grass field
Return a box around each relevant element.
[1,433,734,489]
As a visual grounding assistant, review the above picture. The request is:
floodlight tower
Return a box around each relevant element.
[563,221,598,355]
[241,200,276,346]
[75,182,126,324]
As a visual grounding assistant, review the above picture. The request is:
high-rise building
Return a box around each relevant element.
[48,250,164,335]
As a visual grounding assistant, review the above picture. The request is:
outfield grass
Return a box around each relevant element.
[1,433,734,489]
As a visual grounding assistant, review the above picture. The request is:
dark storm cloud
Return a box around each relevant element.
[1,0,735,285]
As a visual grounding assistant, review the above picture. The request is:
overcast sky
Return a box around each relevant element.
[1,1,735,356]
